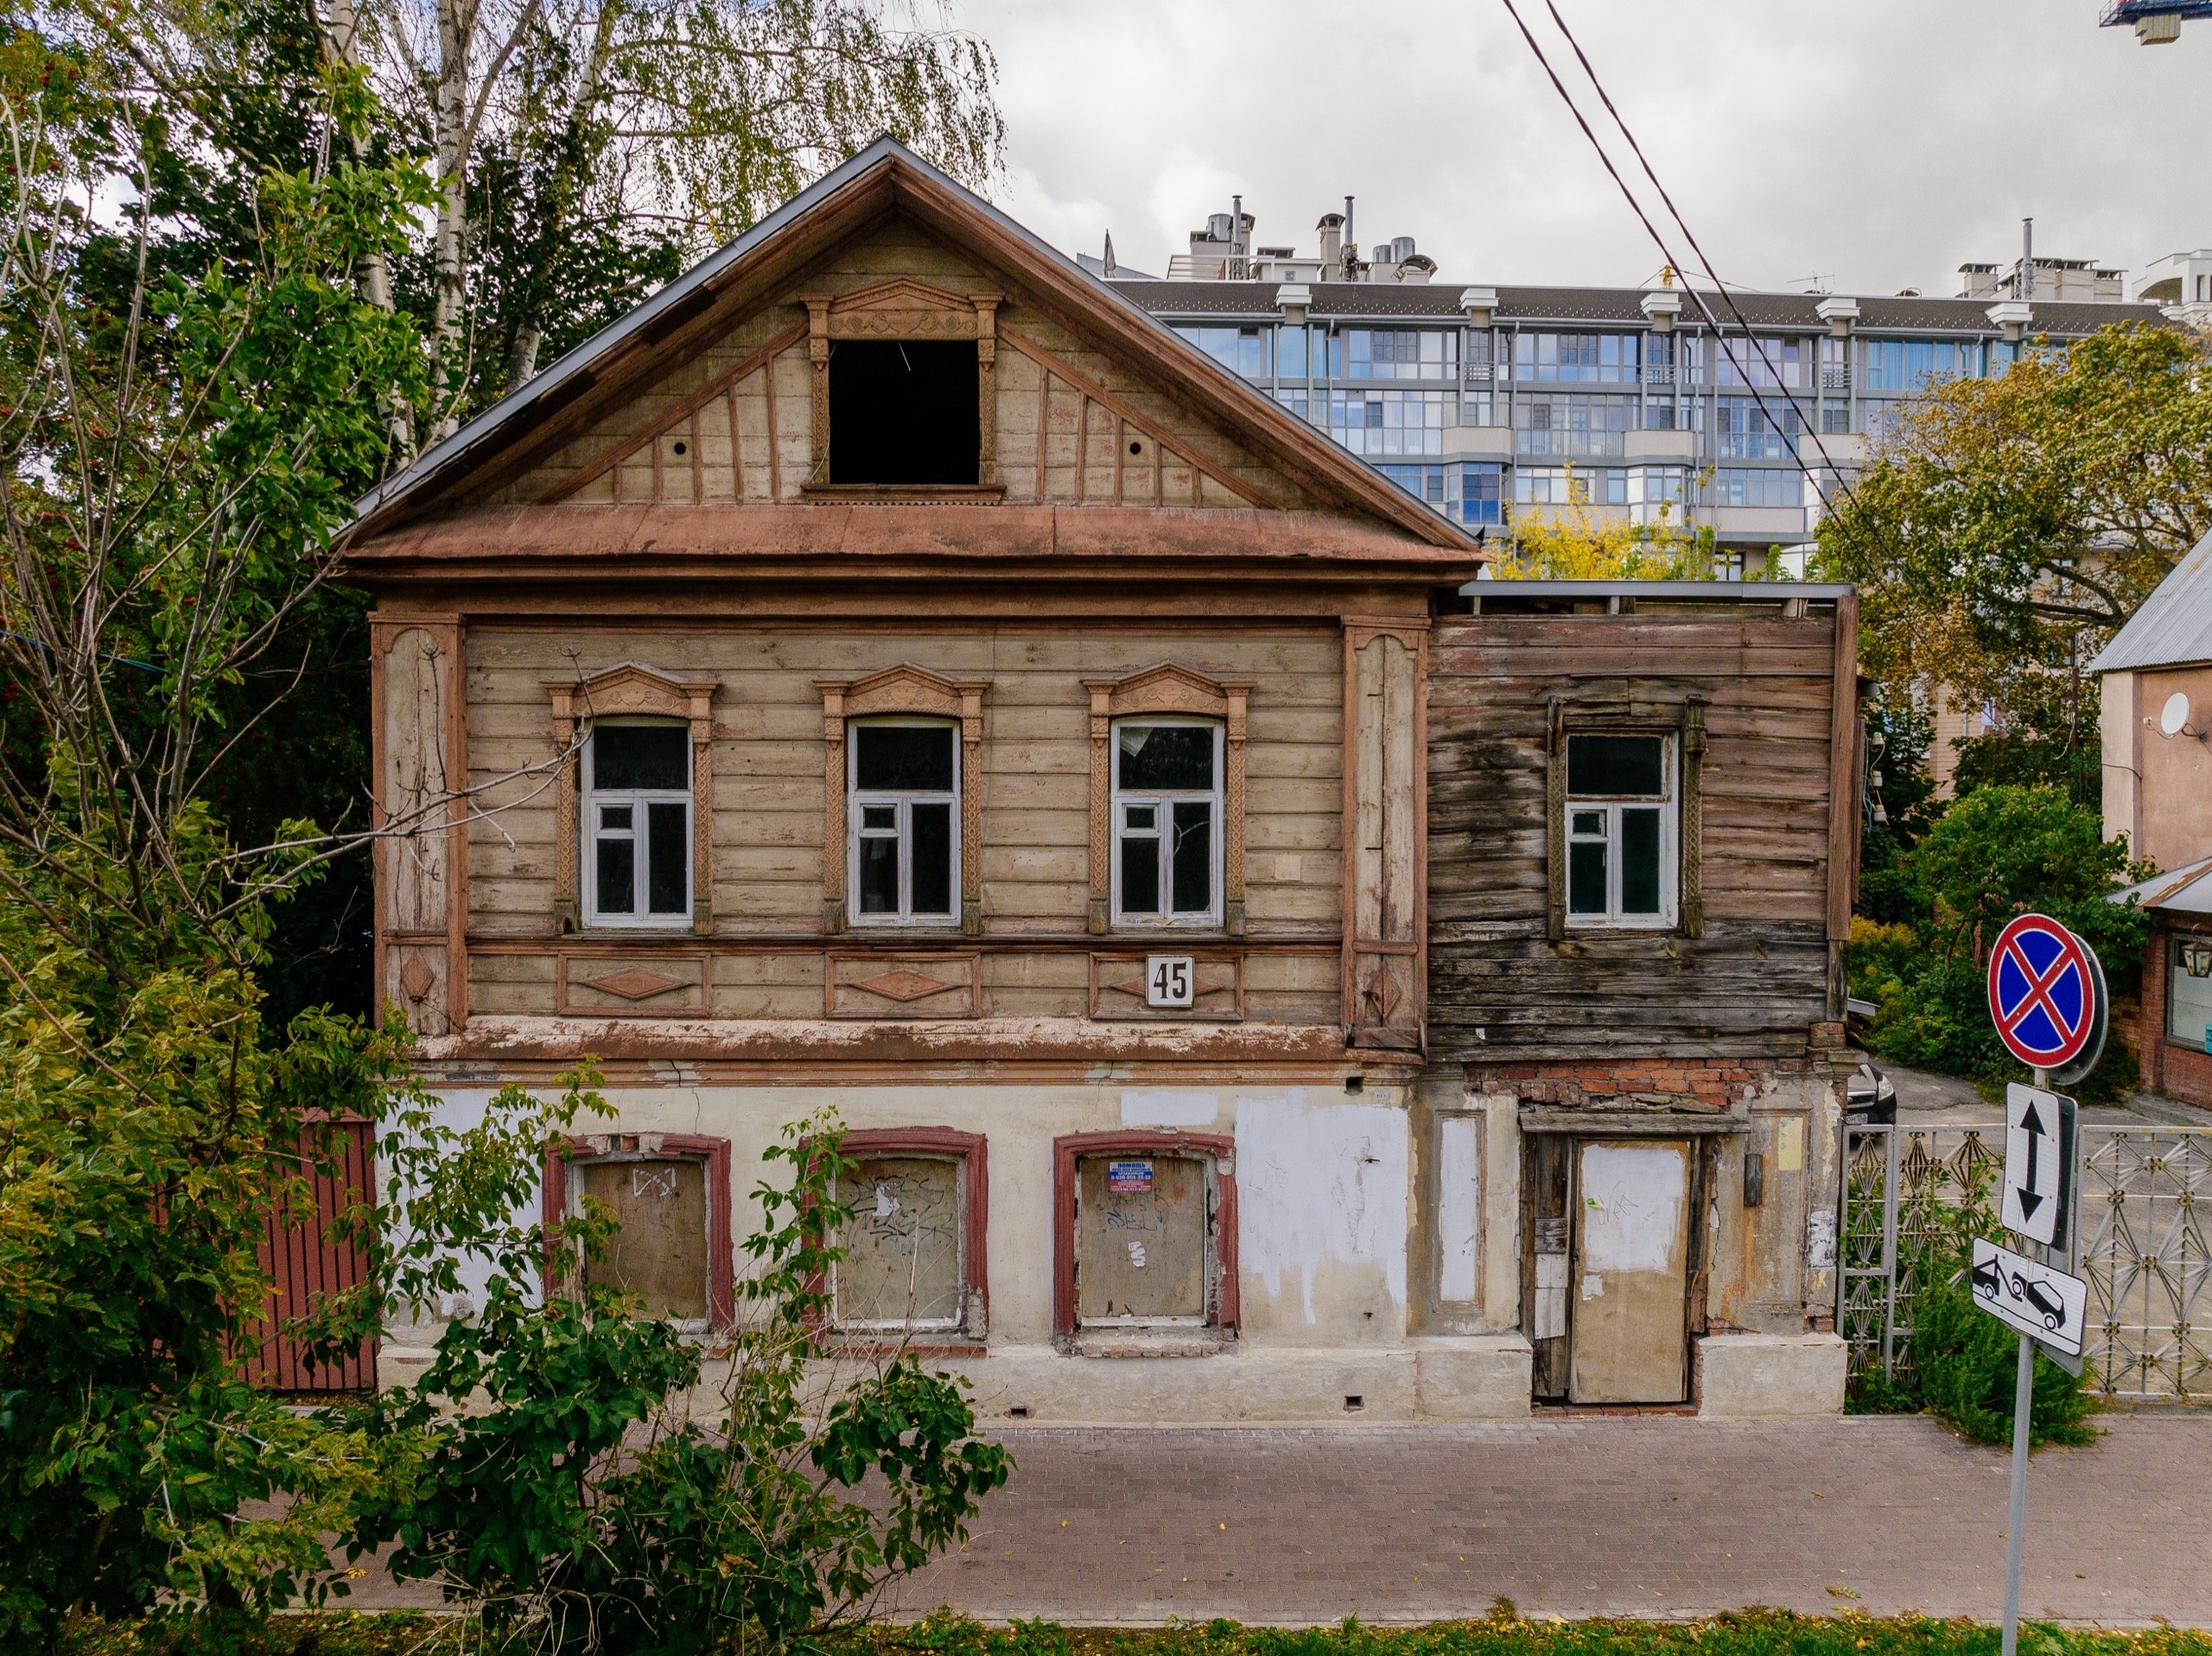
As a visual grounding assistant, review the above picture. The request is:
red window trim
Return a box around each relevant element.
[1052,1129,1239,1338]
[544,1133,734,1330]
[832,1126,990,1340]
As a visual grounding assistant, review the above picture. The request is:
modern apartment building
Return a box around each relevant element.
[1100,212,2170,567]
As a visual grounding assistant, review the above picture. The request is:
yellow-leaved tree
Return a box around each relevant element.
[1494,469,1724,580]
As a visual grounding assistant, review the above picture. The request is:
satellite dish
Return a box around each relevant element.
[2160,690,2191,737]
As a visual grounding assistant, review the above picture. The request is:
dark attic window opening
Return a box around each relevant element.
[829,339,979,485]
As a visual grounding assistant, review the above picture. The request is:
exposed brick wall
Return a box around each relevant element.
[2137,922,2212,1109]
[1465,1054,1844,1111]
[2141,927,2168,1094]
[2161,1042,2212,1110]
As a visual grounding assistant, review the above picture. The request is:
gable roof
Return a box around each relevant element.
[2090,529,2212,674]
[350,136,1478,554]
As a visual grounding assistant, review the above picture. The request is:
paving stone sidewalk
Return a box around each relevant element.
[883,1413,2212,1627]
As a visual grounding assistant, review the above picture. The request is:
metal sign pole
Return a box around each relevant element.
[1999,1063,2048,1656]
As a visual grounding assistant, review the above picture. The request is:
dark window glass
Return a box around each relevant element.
[861,804,895,832]
[601,804,633,831]
[1171,801,1212,912]
[856,725,954,791]
[828,339,979,485]
[646,803,687,913]
[1121,834,1160,914]
[594,724,688,790]
[1571,809,1604,835]
[598,837,636,915]
[1567,734,1663,796]
[1568,841,1606,915]
[859,836,898,914]
[1117,726,1216,790]
[910,803,953,915]
[1621,808,1662,914]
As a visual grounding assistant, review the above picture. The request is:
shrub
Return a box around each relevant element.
[1909,1264,2097,1449]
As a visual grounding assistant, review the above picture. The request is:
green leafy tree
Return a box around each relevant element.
[349,1115,1013,1655]
[0,11,441,1642]
[1849,785,2148,1090]
[1818,322,2212,712]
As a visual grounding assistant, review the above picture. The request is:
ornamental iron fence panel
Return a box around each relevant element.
[1839,1121,2208,1399]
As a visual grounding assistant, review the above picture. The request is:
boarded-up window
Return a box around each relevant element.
[833,1155,965,1328]
[580,1157,709,1323]
[1075,1153,1210,1323]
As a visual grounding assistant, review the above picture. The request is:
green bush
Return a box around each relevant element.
[1850,785,2149,1092]
[1908,1265,2097,1449]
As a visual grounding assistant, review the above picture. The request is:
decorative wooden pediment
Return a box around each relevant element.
[546,662,716,731]
[820,663,985,733]
[1084,663,1253,739]
[804,280,1001,342]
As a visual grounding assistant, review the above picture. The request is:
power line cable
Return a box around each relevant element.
[1536,0,1862,516]
[1496,0,1853,522]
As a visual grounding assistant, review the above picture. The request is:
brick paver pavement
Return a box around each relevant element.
[883,1413,2212,1627]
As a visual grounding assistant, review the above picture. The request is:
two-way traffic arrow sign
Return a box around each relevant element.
[2000,1082,2073,1249]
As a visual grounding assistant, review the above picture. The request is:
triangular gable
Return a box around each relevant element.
[351,136,1479,555]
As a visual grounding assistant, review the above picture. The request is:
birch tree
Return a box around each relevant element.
[328,0,1003,435]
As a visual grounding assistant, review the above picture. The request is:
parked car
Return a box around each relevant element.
[1846,1061,1897,1125]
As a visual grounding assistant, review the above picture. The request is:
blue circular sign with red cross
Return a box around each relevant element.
[1986,913,2100,1070]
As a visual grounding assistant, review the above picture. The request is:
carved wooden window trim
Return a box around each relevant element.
[817,665,988,936]
[1544,692,1707,942]
[800,280,1003,494]
[546,665,716,937]
[1083,666,1251,937]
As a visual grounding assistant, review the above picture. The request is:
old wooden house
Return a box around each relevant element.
[1416,580,1860,1411]
[347,140,1856,1418]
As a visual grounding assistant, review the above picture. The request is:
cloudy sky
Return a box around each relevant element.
[960,0,2212,298]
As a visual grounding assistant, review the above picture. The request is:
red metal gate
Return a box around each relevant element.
[245,1118,378,1392]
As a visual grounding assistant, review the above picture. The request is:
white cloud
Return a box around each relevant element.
[960,0,2212,296]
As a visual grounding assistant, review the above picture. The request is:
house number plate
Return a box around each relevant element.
[1146,955,1195,1008]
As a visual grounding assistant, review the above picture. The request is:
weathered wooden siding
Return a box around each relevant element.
[462,625,1343,1026]
[1427,607,1842,1062]
[497,222,1314,512]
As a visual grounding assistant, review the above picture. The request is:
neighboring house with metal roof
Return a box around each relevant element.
[2107,856,2212,1109]
[2093,534,2212,1112]
[2092,529,2212,873]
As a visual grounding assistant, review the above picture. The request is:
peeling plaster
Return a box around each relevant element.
[1121,1089,1220,1127]
[1235,1092,1408,1324]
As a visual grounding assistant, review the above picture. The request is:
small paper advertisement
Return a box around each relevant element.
[1107,1159,1154,1194]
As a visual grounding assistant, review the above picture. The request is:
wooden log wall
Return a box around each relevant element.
[1427,603,1853,1063]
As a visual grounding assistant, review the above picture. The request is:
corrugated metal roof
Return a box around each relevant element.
[2089,530,2212,673]
[2108,854,2212,913]
[1114,278,2167,338]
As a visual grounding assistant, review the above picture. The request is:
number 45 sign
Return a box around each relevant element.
[1146,955,1194,1009]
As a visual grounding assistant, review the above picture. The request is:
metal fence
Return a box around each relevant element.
[1840,1121,2210,1400]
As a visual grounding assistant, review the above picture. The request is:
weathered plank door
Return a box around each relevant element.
[1568,1139,1691,1404]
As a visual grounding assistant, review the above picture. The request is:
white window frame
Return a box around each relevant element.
[1563,733,1679,931]
[847,717,961,928]
[582,717,693,930]
[1109,718,1224,930]
[830,1153,968,1334]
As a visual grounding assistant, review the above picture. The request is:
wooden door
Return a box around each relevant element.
[1568,1139,1691,1404]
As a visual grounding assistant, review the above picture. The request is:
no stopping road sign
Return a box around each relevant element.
[1986,914,2099,1072]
